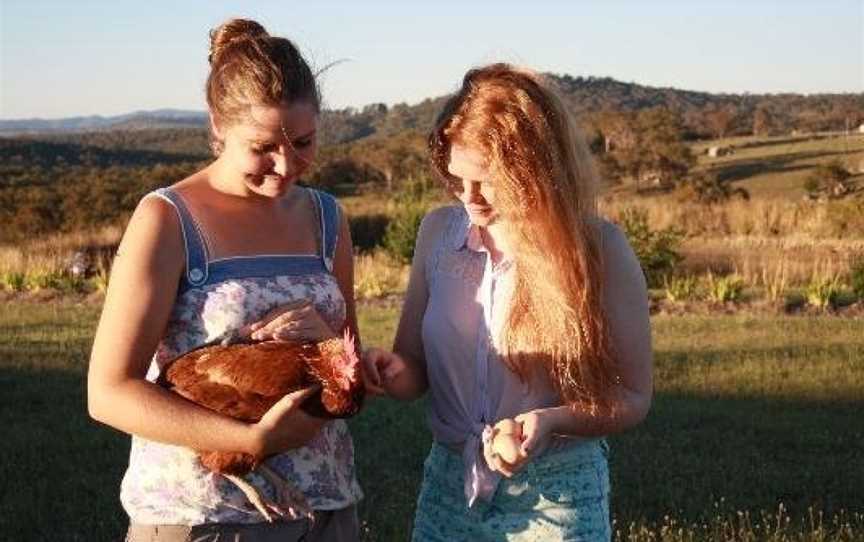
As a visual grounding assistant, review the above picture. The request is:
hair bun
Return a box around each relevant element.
[208,18,269,65]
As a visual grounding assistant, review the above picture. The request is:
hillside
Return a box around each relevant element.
[3,74,861,144]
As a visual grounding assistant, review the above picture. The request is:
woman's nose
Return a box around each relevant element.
[271,150,292,177]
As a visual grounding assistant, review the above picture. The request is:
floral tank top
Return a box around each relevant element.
[119,187,363,525]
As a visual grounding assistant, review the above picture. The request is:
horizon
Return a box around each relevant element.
[1,0,862,120]
[2,73,863,123]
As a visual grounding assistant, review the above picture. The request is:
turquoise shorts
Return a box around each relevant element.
[412,440,611,541]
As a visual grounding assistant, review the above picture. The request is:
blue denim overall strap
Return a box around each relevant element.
[148,187,341,294]
[150,187,210,291]
[312,189,340,272]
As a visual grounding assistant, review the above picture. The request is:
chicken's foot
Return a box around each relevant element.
[258,464,315,523]
[222,473,290,523]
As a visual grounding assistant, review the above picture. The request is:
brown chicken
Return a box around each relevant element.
[157,329,364,522]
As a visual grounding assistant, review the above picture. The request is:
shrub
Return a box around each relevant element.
[24,269,62,292]
[349,213,390,253]
[55,273,88,293]
[806,160,853,198]
[806,273,842,310]
[706,272,745,303]
[617,207,684,288]
[1,271,26,292]
[382,203,426,265]
[678,171,750,205]
[663,275,700,302]
[851,255,864,300]
[90,257,112,293]
[380,177,438,264]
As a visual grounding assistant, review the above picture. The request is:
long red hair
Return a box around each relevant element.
[429,64,619,414]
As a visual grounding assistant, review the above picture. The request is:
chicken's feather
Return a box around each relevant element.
[158,333,364,476]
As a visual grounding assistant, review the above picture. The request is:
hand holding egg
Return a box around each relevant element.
[491,418,524,464]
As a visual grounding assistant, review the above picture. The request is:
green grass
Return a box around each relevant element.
[691,133,864,199]
[1,301,863,541]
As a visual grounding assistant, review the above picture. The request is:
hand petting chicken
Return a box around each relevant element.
[157,299,364,522]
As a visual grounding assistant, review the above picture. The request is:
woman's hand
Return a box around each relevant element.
[249,386,327,457]
[483,409,557,477]
[243,298,336,342]
[362,347,408,396]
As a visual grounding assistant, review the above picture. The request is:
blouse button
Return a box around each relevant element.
[189,268,204,282]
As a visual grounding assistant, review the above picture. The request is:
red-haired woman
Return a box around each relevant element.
[364,64,652,540]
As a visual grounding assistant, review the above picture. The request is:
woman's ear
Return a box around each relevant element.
[209,112,223,140]
[209,113,225,155]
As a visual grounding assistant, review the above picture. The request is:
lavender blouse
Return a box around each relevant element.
[415,205,649,506]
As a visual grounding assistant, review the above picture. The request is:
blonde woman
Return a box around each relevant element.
[364,64,652,540]
[88,19,362,541]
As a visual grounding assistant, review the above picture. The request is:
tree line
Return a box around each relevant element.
[1,74,861,243]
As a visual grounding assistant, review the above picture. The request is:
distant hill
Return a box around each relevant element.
[2,75,860,143]
[0,109,207,135]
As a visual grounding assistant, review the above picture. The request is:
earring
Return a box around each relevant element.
[210,139,224,156]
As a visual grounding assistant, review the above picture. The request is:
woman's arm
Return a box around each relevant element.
[332,207,361,346]
[364,207,453,400]
[86,196,320,457]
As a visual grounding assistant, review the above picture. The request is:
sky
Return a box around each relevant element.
[1,0,862,120]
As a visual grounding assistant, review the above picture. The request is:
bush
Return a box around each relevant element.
[379,176,440,264]
[1,271,26,292]
[706,272,745,303]
[678,172,750,204]
[806,273,842,310]
[664,275,700,302]
[851,255,864,300]
[55,273,88,293]
[806,160,853,198]
[382,204,426,264]
[24,269,62,292]
[349,213,390,253]
[618,207,684,288]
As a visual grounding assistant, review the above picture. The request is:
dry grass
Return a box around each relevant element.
[676,236,863,285]
[354,249,410,300]
[0,225,122,274]
[601,198,864,240]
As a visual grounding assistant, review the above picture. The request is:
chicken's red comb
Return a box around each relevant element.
[341,329,359,364]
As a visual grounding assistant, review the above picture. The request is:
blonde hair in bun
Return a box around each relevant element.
[205,18,320,154]
[208,18,269,66]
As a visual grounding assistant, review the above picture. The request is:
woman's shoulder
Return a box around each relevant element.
[140,169,208,208]
[305,187,346,219]
[594,217,646,286]
[421,204,464,234]
[129,174,210,250]
[410,205,464,257]
[593,217,629,251]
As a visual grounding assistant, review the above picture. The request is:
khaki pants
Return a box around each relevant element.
[126,505,358,542]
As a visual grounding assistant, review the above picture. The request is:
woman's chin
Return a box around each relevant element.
[467,210,498,227]
[245,176,294,197]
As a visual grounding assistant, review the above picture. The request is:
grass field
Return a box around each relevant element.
[691,133,864,200]
[1,298,862,541]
